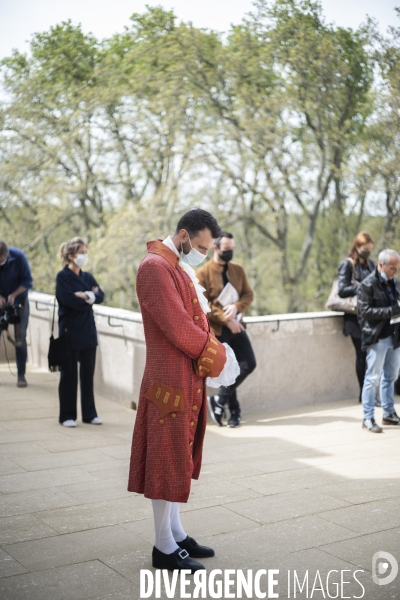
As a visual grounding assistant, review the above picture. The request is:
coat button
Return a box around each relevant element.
[190,421,195,426]
[159,419,164,424]
[189,282,194,287]
[171,413,177,418]
[192,405,197,410]
[193,316,199,321]
[197,388,201,393]
[192,298,198,304]
[189,441,193,446]
[190,454,192,459]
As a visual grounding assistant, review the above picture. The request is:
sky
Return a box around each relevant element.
[0,0,397,60]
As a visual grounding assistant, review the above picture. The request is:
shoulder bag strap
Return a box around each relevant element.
[51,295,56,335]
[347,257,358,283]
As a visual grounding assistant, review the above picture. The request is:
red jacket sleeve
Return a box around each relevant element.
[137,259,209,360]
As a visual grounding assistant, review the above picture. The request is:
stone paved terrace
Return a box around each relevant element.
[1,364,400,600]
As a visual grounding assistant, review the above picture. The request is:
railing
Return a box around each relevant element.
[8,291,359,411]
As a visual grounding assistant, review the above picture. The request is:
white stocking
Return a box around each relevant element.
[170,502,187,543]
[151,499,179,555]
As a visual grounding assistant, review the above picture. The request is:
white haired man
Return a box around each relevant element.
[358,249,400,432]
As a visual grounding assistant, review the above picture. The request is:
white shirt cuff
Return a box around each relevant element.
[85,291,95,305]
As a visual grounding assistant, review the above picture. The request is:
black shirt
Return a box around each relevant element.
[222,264,229,287]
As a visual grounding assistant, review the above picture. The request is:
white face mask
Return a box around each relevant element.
[181,237,207,266]
[73,254,88,268]
[0,258,7,267]
[381,270,389,281]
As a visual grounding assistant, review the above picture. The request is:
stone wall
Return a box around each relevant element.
[25,291,358,411]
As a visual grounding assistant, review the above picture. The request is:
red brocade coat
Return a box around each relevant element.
[128,240,224,502]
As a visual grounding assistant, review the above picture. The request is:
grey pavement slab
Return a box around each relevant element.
[181,479,262,512]
[83,461,129,480]
[1,363,400,599]
[211,515,357,556]
[0,548,28,578]
[319,477,400,504]
[0,442,50,457]
[88,589,141,600]
[0,430,74,444]
[3,525,140,571]
[320,526,400,570]
[0,560,136,600]
[225,488,351,524]
[35,495,153,534]
[318,496,400,534]
[0,488,80,518]
[196,461,265,484]
[78,459,122,472]
[1,408,58,421]
[36,434,127,453]
[229,465,347,496]
[0,467,99,494]
[11,448,110,472]
[0,459,26,476]
[0,513,58,544]
[58,475,132,503]
[97,444,132,460]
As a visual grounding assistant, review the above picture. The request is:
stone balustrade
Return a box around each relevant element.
[1,291,358,410]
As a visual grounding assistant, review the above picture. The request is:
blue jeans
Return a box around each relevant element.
[362,335,400,420]
[15,300,29,376]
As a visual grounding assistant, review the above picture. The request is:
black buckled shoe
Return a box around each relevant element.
[208,395,225,426]
[178,535,215,558]
[362,418,382,433]
[382,412,400,425]
[152,546,205,572]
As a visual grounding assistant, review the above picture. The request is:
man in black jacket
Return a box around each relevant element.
[358,249,400,432]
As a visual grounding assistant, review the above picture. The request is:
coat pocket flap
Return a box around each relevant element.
[144,381,188,418]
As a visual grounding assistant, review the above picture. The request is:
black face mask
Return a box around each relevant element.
[358,250,371,260]
[219,250,233,263]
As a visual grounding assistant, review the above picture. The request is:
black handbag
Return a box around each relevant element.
[48,298,71,372]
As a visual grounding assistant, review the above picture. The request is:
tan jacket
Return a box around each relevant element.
[196,259,254,336]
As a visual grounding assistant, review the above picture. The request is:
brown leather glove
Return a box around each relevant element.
[196,334,227,378]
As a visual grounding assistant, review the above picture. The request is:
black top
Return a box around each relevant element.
[0,247,33,305]
[56,266,104,350]
[378,273,398,340]
[222,264,229,287]
[338,258,375,339]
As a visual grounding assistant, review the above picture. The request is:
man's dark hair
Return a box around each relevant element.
[214,231,234,248]
[0,241,8,258]
[175,209,221,239]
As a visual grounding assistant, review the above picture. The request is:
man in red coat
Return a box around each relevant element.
[128,209,227,572]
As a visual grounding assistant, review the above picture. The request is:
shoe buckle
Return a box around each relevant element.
[178,549,189,560]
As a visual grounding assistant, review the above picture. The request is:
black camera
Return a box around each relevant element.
[0,304,20,331]
[0,304,22,347]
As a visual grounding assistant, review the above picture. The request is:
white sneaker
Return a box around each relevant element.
[90,417,103,425]
[61,419,77,427]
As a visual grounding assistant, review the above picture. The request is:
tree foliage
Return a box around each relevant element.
[1,1,399,313]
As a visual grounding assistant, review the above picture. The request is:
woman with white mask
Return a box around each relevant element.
[56,237,104,427]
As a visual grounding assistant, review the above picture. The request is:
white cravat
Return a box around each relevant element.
[162,236,211,315]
